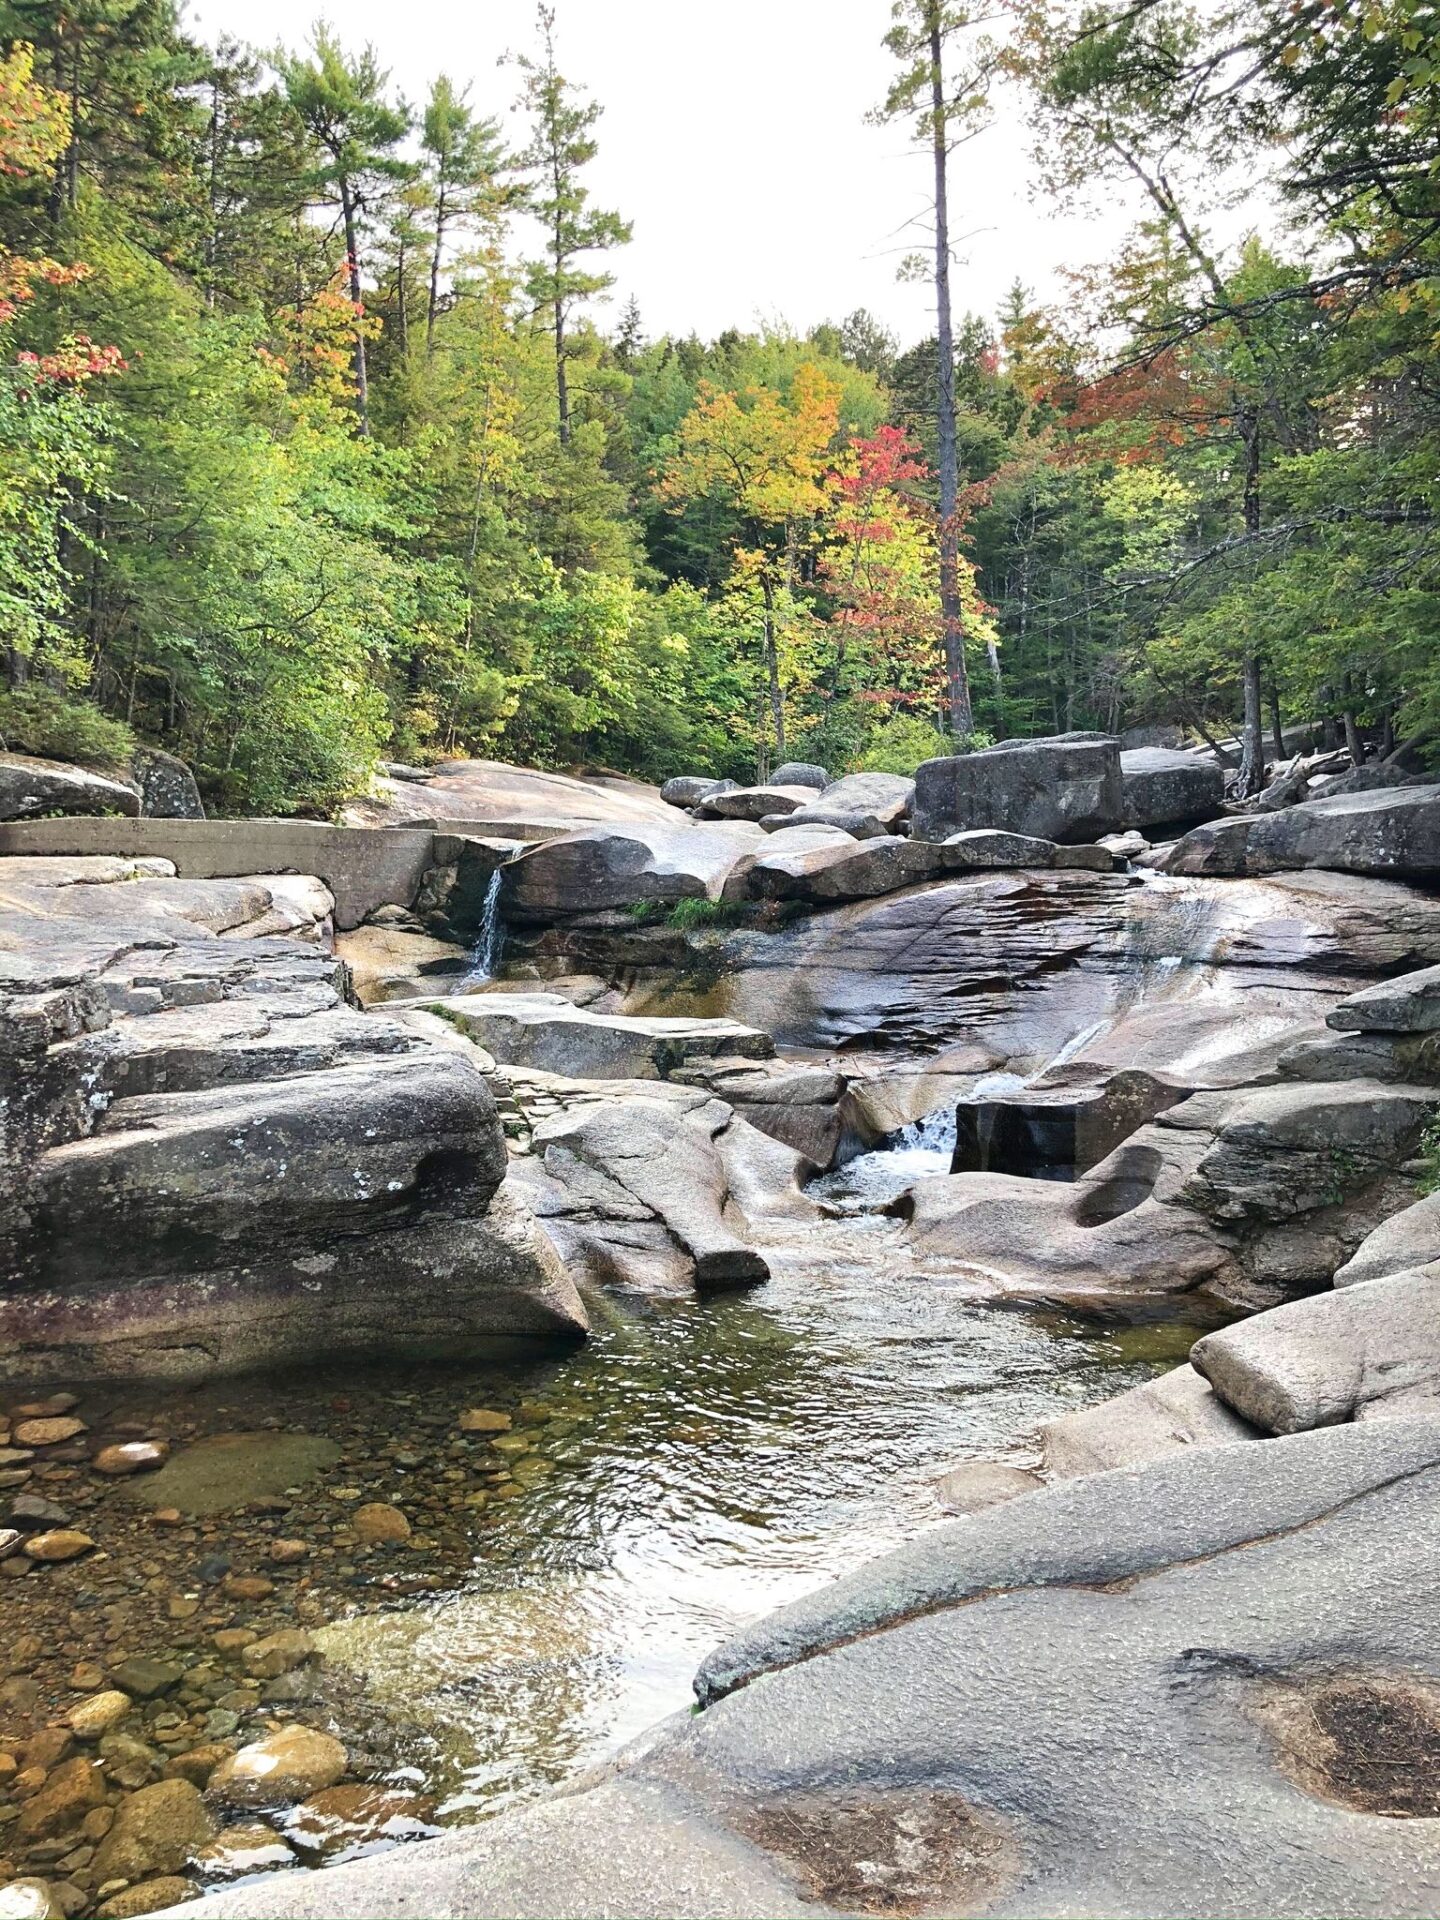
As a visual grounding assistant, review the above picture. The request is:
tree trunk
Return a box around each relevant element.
[341,179,370,436]
[427,182,448,354]
[985,639,1004,737]
[762,574,784,764]
[1341,675,1364,766]
[929,8,973,746]
[1235,405,1264,795]
[1268,680,1285,761]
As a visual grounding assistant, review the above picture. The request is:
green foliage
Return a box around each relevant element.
[0,685,134,768]
[855,713,955,773]
[664,896,744,931]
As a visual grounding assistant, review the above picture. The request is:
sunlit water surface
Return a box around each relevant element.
[313,1122,1214,1821]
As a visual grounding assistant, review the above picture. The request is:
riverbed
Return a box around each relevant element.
[2,1118,1226,1898]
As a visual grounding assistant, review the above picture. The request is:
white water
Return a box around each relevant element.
[461,870,505,987]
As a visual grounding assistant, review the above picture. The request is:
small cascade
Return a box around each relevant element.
[461,870,505,988]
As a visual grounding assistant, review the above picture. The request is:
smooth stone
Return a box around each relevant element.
[240,1632,314,1681]
[15,1761,105,1841]
[282,1785,435,1862]
[207,1727,347,1809]
[0,1882,62,1920]
[94,1877,194,1918]
[12,1421,85,1449]
[933,1461,1043,1514]
[91,1443,167,1479]
[458,1410,511,1433]
[351,1504,410,1546]
[193,1825,295,1880]
[93,1779,216,1882]
[24,1532,93,1563]
[66,1694,132,1742]
[108,1660,182,1701]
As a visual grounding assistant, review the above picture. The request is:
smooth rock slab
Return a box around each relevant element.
[1329,962,1440,1032]
[1160,784,1440,879]
[1335,1191,1440,1287]
[0,754,141,822]
[431,993,772,1079]
[1042,1362,1261,1477]
[500,820,764,919]
[1192,1265,1440,1431]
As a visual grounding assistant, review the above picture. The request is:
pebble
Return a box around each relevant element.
[89,1444,167,1479]
[0,1533,20,1561]
[267,1540,308,1565]
[240,1631,314,1680]
[11,1422,85,1450]
[0,1879,62,1920]
[66,1667,103,1694]
[220,1574,273,1601]
[352,1504,410,1546]
[23,1533,93,1565]
[107,1660,181,1702]
[11,1396,78,1419]
[209,1726,347,1808]
[458,1408,511,1433]
[10,1497,71,1529]
[93,1778,216,1881]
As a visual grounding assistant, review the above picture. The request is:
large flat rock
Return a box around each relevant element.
[430,992,773,1079]
[1042,1362,1261,1476]
[1161,784,1440,879]
[1335,1190,1440,1287]
[183,1421,1440,1918]
[0,752,140,820]
[344,758,685,835]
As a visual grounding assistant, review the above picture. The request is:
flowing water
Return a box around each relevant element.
[458,869,505,986]
[302,1146,1222,1824]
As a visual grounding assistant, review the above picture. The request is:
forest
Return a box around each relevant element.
[0,0,1434,814]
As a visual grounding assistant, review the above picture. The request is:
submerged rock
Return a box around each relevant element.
[1042,1362,1260,1476]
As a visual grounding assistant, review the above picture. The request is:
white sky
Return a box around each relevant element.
[188,0,1146,347]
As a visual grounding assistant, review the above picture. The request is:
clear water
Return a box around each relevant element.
[312,1168,1215,1822]
[459,869,505,987]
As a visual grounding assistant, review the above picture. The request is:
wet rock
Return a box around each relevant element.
[914,735,1123,844]
[66,1695,132,1743]
[1042,1364,1261,1477]
[240,1632,314,1680]
[192,1825,294,1879]
[91,1444,167,1479]
[15,1761,105,1842]
[282,1784,435,1861]
[12,1394,78,1418]
[125,1434,340,1518]
[94,1875,194,1917]
[458,1409,511,1434]
[351,1505,409,1546]
[933,1462,1042,1514]
[162,1746,230,1791]
[98,1734,164,1790]
[108,1661,181,1702]
[24,1532,93,1563]
[93,1779,216,1881]
[0,1881,62,1920]
[267,1541,308,1567]
[0,1531,20,1560]
[208,1727,347,1808]
[20,1732,72,1773]
[12,1421,85,1449]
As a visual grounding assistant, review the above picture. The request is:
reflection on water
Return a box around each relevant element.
[316,1180,1213,1822]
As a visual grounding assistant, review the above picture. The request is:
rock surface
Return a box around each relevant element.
[1192,1266,1440,1430]
[0,854,586,1383]
[501,821,764,920]
[1042,1362,1260,1476]
[913,734,1123,844]
[1119,746,1225,829]
[0,754,141,822]
[1161,784,1440,878]
[429,993,773,1079]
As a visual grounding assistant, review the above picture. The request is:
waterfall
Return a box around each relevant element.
[462,870,505,987]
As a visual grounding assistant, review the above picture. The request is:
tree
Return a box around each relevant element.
[420,75,504,354]
[513,5,630,446]
[272,27,409,435]
[875,1,1001,744]
[659,364,841,773]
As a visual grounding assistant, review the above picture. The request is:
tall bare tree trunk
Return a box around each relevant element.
[929,8,973,747]
[761,574,784,765]
[341,180,370,436]
[1236,406,1264,794]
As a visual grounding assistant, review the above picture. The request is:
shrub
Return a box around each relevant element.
[0,687,135,772]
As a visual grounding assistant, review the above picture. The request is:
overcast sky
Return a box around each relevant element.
[188,0,1142,348]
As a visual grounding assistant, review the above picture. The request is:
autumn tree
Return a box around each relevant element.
[659,364,841,774]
